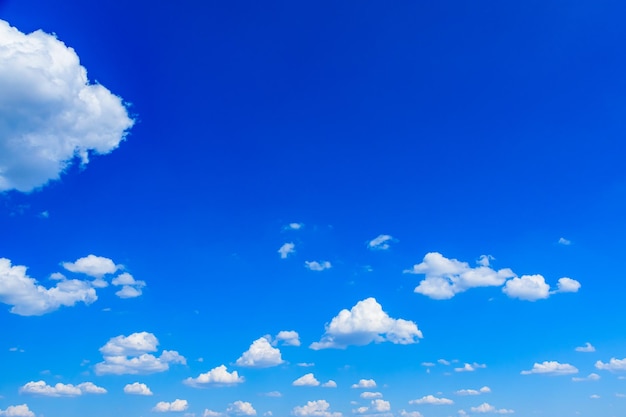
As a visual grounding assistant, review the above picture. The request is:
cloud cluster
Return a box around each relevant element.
[19,381,106,396]
[409,395,453,405]
[292,373,336,387]
[469,403,514,414]
[406,252,580,301]
[595,358,626,372]
[95,332,186,375]
[305,261,332,271]
[454,362,486,372]
[367,235,394,251]
[0,257,97,316]
[278,243,296,259]
[292,400,341,417]
[153,399,188,412]
[111,272,146,299]
[310,298,422,349]
[351,379,377,389]
[456,386,491,395]
[227,401,256,416]
[0,404,35,417]
[184,365,244,387]
[0,19,134,193]
[235,337,284,368]
[520,361,578,375]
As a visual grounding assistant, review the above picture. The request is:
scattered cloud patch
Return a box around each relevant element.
[261,391,282,398]
[322,380,337,388]
[285,223,303,231]
[409,395,453,405]
[595,358,626,372]
[310,298,422,349]
[469,403,514,414]
[572,373,600,382]
[62,255,119,278]
[502,275,550,301]
[292,400,341,417]
[298,362,315,367]
[555,277,581,293]
[153,399,188,412]
[273,330,300,346]
[95,332,186,375]
[456,387,491,396]
[367,235,394,251]
[111,272,146,298]
[305,261,332,271]
[278,243,295,259]
[454,363,486,373]
[521,361,578,375]
[204,410,224,417]
[0,404,35,417]
[405,252,515,299]
[235,337,284,368]
[351,379,377,389]
[293,373,320,387]
[575,342,595,353]
[19,381,106,396]
[558,237,571,246]
[371,400,390,412]
[398,411,423,417]
[123,382,153,395]
[360,392,382,399]
[0,19,134,192]
[227,401,256,416]
[0,258,97,315]
[184,365,244,387]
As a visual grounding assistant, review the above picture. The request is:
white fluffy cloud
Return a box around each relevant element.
[454,363,486,372]
[184,365,244,387]
[0,404,35,417]
[278,243,296,259]
[95,332,186,375]
[0,258,97,316]
[292,400,341,417]
[405,252,515,299]
[572,373,600,382]
[521,361,578,375]
[371,399,391,412]
[274,330,301,346]
[556,277,581,293]
[351,379,377,389]
[123,382,153,395]
[235,337,284,368]
[575,342,595,353]
[360,392,382,399]
[469,403,514,414]
[0,20,134,192]
[322,380,337,388]
[595,358,626,372]
[455,386,491,395]
[153,399,188,412]
[310,298,422,349]
[227,401,257,416]
[558,237,571,245]
[305,261,332,271]
[293,373,320,386]
[111,272,146,299]
[62,255,119,278]
[501,275,548,301]
[409,395,453,405]
[367,235,394,250]
[398,411,423,417]
[19,381,106,396]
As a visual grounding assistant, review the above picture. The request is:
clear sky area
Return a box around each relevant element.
[1,1,626,416]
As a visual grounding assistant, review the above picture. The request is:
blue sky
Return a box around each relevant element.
[1,1,626,416]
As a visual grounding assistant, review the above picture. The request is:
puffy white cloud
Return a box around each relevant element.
[184,365,244,387]
[558,237,571,245]
[367,235,394,251]
[310,298,422,349]
[19,381,106,396]
[305,261,332,271]
[371,400,390,412]
[0,257,97,316]
[572,373,600,382]
[274,330,300,346]
[95,332,185,375]
[353,407,369,414]
[556,277,581,293]
[123,382,153,395]
[398,411,423,417]
[360,392,382,399]
[454,363,486,372]
[405,252,515,299]
[351,379,376,389]
[322,380,337,388]
[0,404,35,417]
[62,255,119,278]
[521,361,578,375]
[409,395,453,405]
[502,275,550,301]
[469,403,514,414]
[227,401,256,416]
[204,410,224,417]
[0,19,134,192]
[278,243,295,259]
[292,400,342,417]
[575,342,595,353]
[153,399,188,412]
[455,386,491,395]
[112,272,146,299]
[293,373,320,386]
[236,337,284,368]
[595,358,626,372]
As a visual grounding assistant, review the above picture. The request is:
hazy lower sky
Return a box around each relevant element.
[1,1,626,417]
